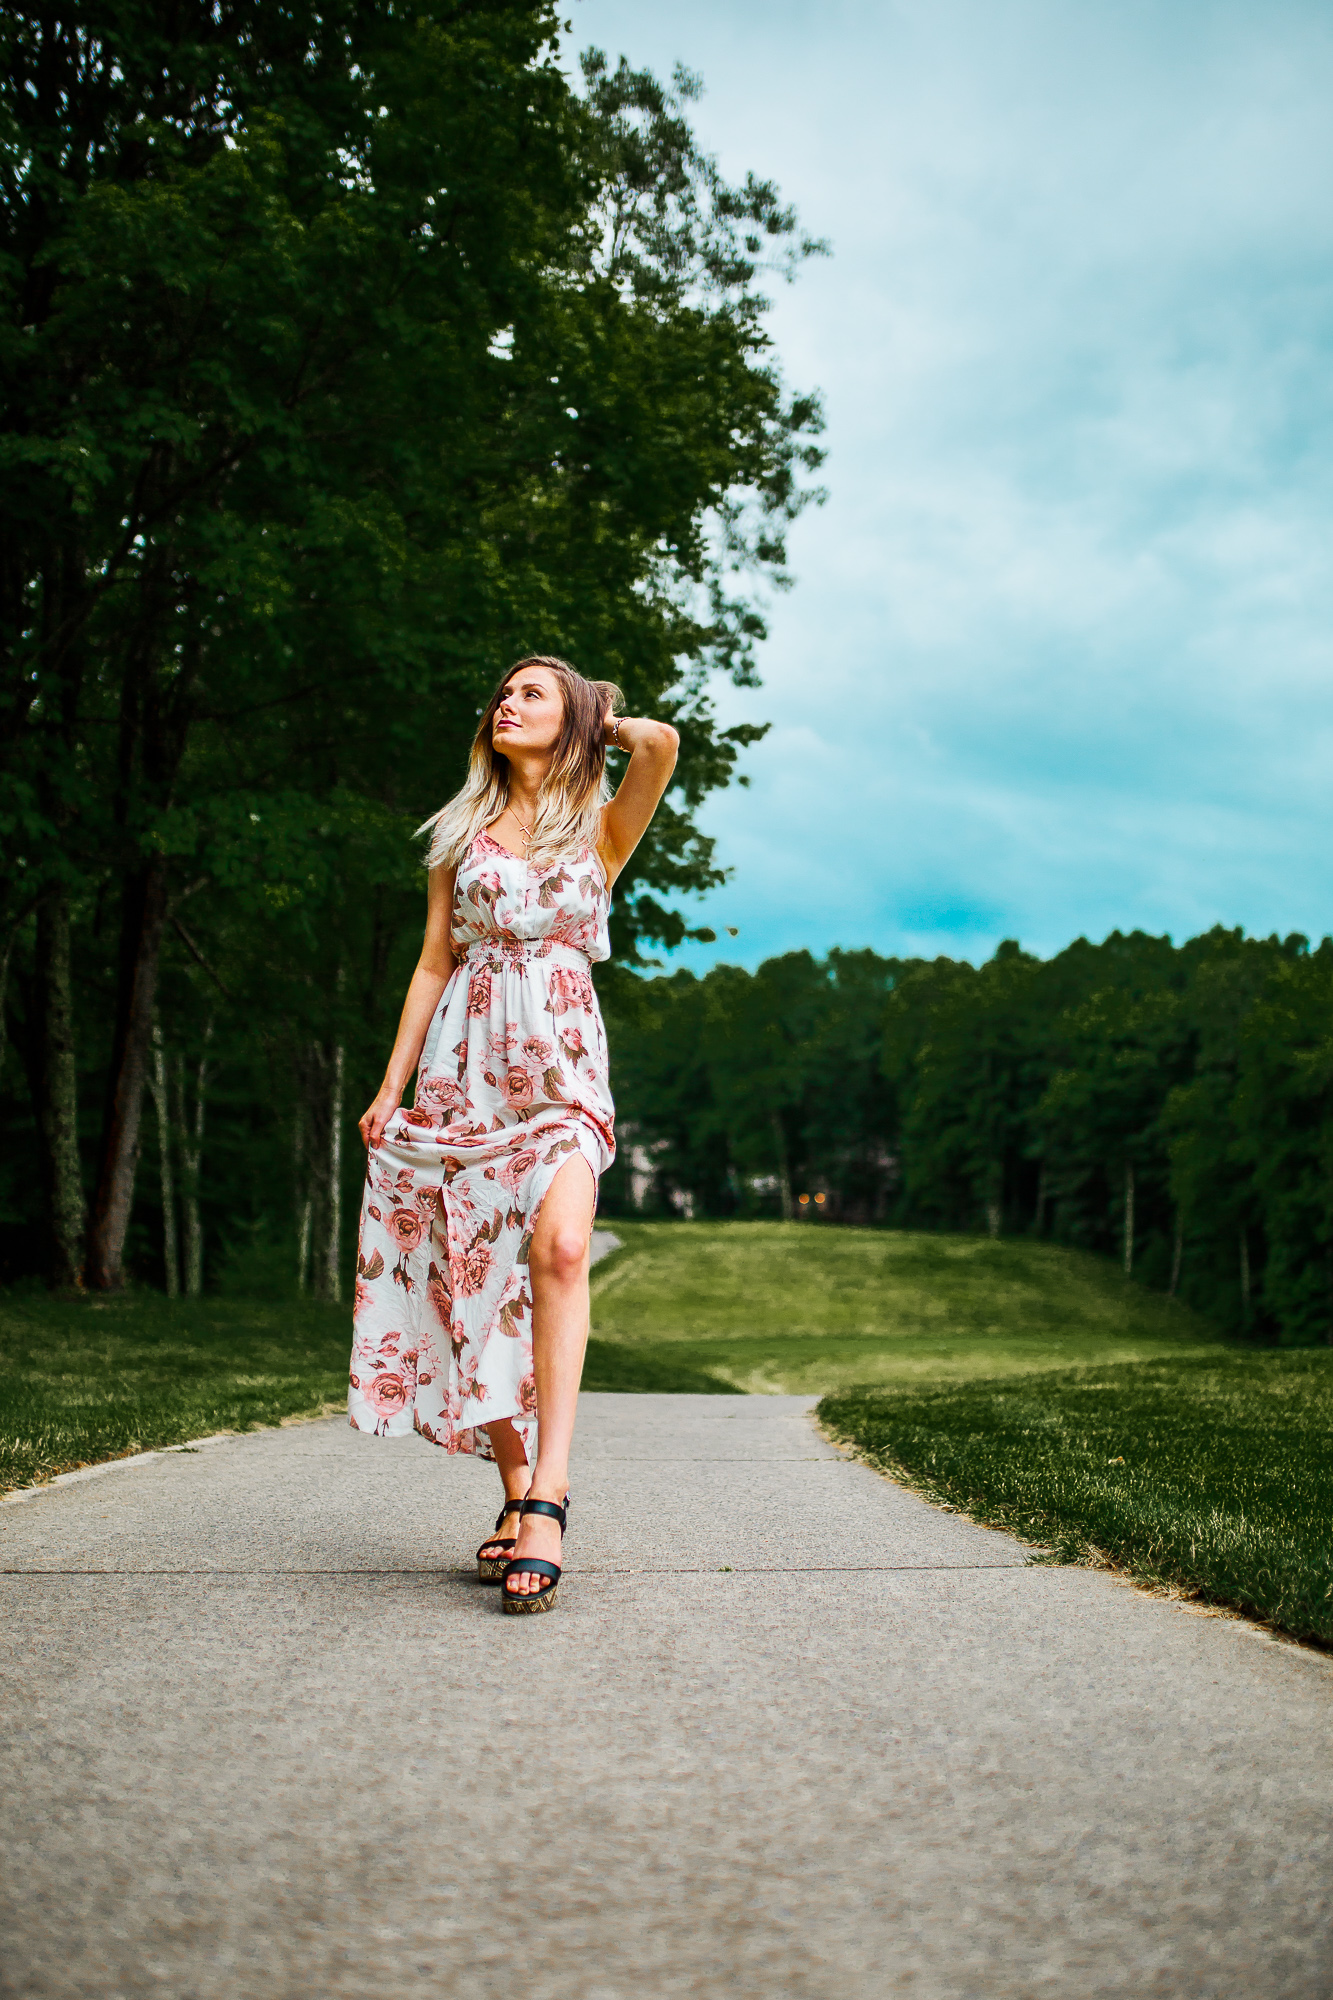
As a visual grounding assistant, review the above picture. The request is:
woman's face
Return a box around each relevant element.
[491,666,565,757]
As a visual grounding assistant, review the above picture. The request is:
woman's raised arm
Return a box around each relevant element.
[358,863,458,1150]
[597,714,680,887]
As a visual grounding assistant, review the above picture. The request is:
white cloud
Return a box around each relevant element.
[572,0,1333,967]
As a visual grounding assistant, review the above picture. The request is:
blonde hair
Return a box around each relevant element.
[418,655,624,871]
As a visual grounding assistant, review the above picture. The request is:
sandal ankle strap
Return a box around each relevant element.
[520,1497,567,1528]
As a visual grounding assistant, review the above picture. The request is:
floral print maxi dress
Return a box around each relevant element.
[347,829,615,1462]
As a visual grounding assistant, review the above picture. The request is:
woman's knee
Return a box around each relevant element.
[531,1225,588,1285]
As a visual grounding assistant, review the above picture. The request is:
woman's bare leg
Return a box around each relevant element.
[505,1156,596,1596]
[478,1418,530,1561]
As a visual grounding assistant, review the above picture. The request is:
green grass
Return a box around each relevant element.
[819,1353,1333,1647]
[590,1221,1228,1393]
[0,1291,356,1495]
[581,1338,742,1396]
[0,1281,741,1494]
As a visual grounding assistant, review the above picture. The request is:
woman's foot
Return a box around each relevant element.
[503,1490,568,1598]
[477,1486,528,1566]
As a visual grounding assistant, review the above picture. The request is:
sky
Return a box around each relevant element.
[567,0,1333,972]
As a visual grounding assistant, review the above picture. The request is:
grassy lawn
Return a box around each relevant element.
[819,1354,1333,1648]
[589,1221,1229,1394]
[0,1290,355,1495]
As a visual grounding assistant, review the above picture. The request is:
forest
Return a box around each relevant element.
[599,927,1333,1345]
[0,0,823,1295]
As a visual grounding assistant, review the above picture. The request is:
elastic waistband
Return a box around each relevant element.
[462,940,590,973]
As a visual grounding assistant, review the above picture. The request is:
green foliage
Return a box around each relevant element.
[581,1335,740,1396]
[0,3,824,1284]
[611,928,1333,1344]
[882,943,1045,1232]
[820,1352,1333,1647]
[604,948,897,1220]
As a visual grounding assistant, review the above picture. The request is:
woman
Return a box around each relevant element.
[351,655,678,1613]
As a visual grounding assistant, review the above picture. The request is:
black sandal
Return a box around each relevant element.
[500,1495,569,1615]
[477,1497,526,1583]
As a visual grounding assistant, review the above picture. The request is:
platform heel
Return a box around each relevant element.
[500,1495,569,1615]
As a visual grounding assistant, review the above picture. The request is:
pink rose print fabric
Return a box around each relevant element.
[348,830,615,1463]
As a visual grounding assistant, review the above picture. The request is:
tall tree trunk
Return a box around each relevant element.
[293,1100,312,1294]
[322,1038,345,1303]
[295,1052,331,1296]
[1122,1162,1135,1277]
[174,1019,213,1298]
[770,1109,793,1222]
[34,887,85,1289]
[296,1033,344,1303]
[148,1023,179,1297]
[1033,1164,1048,1237]
[298,1195,314,1294]
[87,858,168,1289]
[1168,1210,1183,1298]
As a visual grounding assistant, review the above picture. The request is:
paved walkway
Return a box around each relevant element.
[2,1394,1330,1999]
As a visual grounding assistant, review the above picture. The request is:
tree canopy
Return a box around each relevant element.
[0,1,824,1289]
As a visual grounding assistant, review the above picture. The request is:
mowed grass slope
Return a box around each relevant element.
[588,1221,1228,1394]
[820,1354,1333,1647]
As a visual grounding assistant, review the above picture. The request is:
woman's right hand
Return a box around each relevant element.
[359,1086,402,1151]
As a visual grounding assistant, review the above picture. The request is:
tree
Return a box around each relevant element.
[606,948,897,1221]
[1232,945,1333,1343]
[1035,984,1188,1276]
[791,949,899,1220]
[602,922,1333,1349]
[1,5,823,1286]
[883,943,1043,1234]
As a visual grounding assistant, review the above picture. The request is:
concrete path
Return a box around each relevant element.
[1,1394,1330,2000]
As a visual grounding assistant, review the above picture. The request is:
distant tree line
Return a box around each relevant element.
[0,1,823,1294]
[599,927,1333,1345]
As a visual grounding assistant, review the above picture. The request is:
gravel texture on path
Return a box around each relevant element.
[1,1392,1330,1999]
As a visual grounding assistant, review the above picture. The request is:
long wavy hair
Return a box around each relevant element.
[418,655,623,872]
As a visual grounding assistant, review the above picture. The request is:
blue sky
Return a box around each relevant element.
[569,0,1333,970]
